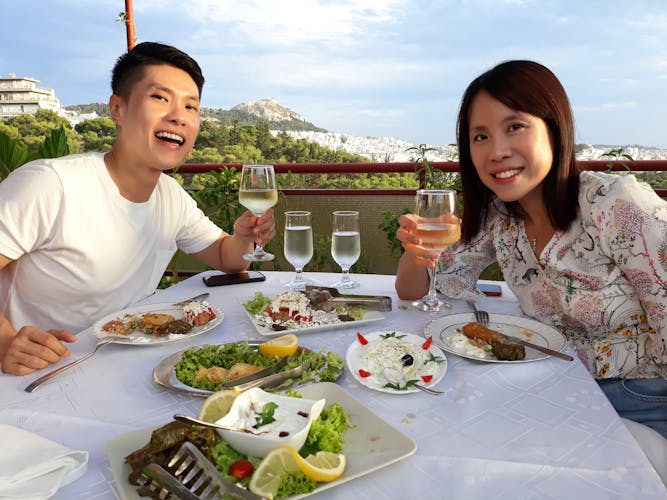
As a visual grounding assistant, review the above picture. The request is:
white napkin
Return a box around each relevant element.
[0,424,88,500]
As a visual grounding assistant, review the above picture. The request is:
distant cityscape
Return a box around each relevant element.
[280,131,667,163]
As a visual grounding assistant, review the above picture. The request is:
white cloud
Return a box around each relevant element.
[169,0,405,47]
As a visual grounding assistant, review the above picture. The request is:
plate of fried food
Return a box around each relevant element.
[425,313,567,363]
[153,337,345,396]
[93,300,223,345]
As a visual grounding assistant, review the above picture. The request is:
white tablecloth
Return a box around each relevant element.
[1,271,665,499]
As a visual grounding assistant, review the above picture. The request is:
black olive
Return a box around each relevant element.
[337,314,355,322]
[401,354,414,366]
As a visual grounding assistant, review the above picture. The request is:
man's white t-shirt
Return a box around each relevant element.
[0,152,222,333]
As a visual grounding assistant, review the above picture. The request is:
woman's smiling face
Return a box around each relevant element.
[468,90,554,206]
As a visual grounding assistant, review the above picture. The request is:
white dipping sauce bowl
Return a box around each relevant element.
[215,387,325,457]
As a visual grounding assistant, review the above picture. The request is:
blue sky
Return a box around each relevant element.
[2,0,666,148]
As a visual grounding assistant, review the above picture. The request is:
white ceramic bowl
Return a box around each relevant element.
[216,387,325,457]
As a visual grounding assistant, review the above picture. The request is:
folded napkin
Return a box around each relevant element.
[0,424,88,500]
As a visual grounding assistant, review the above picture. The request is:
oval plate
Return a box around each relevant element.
[425,313,567,363]
[153,341,342,397]
[92,303,224,345]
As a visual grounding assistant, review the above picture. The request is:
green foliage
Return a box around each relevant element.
[0,125,70,181]
[188,167,243,230]
[378,208,410,258]
[598,147,635,172]
[0,132,30,180]
[406,143,461,190]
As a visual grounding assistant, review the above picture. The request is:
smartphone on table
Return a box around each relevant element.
[203,271,266,287]
[476,282,502,296]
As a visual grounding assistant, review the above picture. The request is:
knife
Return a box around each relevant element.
[496,332,573,361]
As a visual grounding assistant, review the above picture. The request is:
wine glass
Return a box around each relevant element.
[284,211,313,290]
[330,210,360,289]
[239,164,278,261]
[412,189,460,312]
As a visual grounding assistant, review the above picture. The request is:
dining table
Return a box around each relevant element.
[1,270,665,499]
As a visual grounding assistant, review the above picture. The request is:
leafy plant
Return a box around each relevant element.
[378,209,410,258]
[0,125,70,181]
[188,167,243,229]
[406,143,461,190]
[598,148,635,172]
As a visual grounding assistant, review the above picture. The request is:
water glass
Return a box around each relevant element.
[330,211,360,289]
[284,211,313,290]
[239,164,278,262]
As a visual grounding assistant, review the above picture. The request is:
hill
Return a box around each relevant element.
[65,97,325,132]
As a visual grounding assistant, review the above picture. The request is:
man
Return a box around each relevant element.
[0,42,275,375]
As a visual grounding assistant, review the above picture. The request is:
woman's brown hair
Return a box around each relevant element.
[456,60,580,242]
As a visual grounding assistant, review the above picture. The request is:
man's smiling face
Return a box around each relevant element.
[110,64,201,172]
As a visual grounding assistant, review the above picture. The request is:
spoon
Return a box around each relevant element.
[173,414,268,435]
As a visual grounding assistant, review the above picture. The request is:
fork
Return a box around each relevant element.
[414,384,444,395]
[139,441,263,500]
[467,299,489,326]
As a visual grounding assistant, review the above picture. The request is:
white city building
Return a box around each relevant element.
[0,73,61,119]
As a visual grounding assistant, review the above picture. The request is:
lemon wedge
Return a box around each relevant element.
[249,445,346,498]
[299,450,346,482]
[197,389,239,423]
[258,333,299,357]
[248,446,300,499]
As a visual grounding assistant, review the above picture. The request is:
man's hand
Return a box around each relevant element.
[234,208,277,247]
[1,327,77,376]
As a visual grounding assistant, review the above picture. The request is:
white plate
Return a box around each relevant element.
[241,295,384,337]
[152,342,343,397]
[346,331,447,394]
[92,303,224,345]
[106,382,416,499]
[425,313,567,363]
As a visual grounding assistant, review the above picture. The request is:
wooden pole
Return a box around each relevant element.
[124,0,136,50]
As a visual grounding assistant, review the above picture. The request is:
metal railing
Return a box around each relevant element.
[176,160,667,198]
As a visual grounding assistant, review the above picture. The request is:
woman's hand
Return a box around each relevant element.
[396,213,441,268]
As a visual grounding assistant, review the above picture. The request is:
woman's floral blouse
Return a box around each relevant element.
[436,171,667,379]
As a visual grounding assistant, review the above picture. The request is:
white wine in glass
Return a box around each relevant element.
[413,189,460,312]
[331,210,360,289]
[284,211,313,290]
[239,164,278,262]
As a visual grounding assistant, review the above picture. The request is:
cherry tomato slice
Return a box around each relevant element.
[358,369,371,378]
[357,331,368,345]
[229,459,254,479]
[422,336,433,350]
[421,375,433,383]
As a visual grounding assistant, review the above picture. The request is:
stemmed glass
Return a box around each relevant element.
[239,164,278,261]
[283,211,313,290]
[330,210,361,289]
[412,189,460,312]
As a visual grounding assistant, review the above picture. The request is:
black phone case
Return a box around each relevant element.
[203,272,265,287]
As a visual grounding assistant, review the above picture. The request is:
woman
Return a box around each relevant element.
[395,60,667,437]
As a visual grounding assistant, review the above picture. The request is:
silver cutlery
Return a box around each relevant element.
[220,361,310,392]
[467,300,573,361]
[139,441,263,499]
[414,384,444,395]
[172,415,268,435]
[173,292,209,306]
[25,336,117,393]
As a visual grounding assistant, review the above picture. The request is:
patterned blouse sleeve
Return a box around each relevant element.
[434,206,501,300]
[590,174,667,343]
